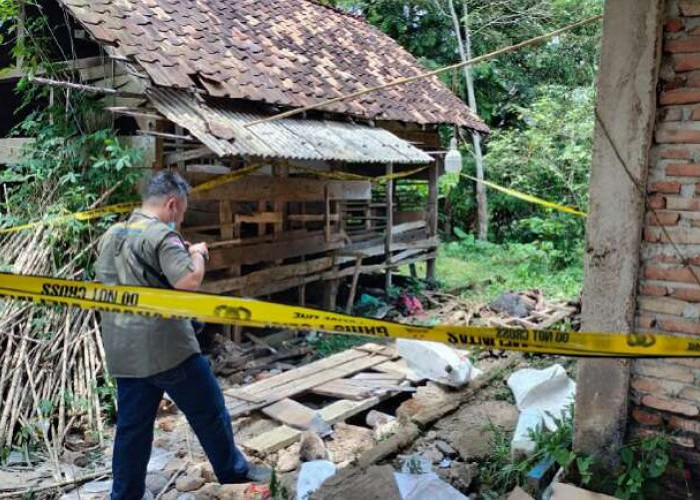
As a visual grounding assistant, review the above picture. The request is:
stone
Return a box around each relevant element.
[176,476,205,493]
[161,490,179,500]
[396,383,451,421]
[146,473,170,494]
[420,445,444,464]
[434,440,457,458]
[327,423,375,464]
[436,461,477,493]
[299,431,328,462]
[193,483,221,500]
[216,484,249,500]
[177,495,195,500]
[365,410,395,429]
[197,462,217,483]
[277,443,301,472]
[434,401,518,460]
[311,465,402,500]
[159,416,177,432]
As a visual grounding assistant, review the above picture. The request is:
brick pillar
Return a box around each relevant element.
[631,1,700,490]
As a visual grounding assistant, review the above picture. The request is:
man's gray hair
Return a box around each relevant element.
[142,171,191,201]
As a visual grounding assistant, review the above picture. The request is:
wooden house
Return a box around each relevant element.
[0,0,488,309]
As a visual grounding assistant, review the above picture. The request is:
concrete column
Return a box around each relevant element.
[573,0,665,463]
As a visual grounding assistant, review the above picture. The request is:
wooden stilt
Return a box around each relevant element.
[384,163,394,292]
[427,161,439,280]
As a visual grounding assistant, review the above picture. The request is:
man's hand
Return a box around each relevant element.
[188,242,210,261]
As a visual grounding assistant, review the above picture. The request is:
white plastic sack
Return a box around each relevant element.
[394,472,470,500]
[397,339,481,387]
[507,364,576,430]
[296,460,337,500]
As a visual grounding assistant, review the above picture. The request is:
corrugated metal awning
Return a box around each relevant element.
[148,89,433,164]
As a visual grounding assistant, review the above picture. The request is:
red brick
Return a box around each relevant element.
[666,18,686,33]
[642,395,699,416]
[680,386,700,403]
[648,211,681,226]
[665,197,700,211]
[693,107,700,121]
[657,127,700,143]
[636,315,658,329]
[649,181,683,194]
[670,415,700,434]
[643,228,662,242]
[635,360,695,382]
[667,163,700,176]
[667,38,700,54]
[632,408,664,426]
[675,54,700,72]
[672,287,700,302]
[671,358,700,368]
[659,147,693,160]
[640,284,669,296]
[648,195,667,209]
[660,89,700,105]
[631,376,662,393]
[661,107,684,121]
[659,316,700,335]
[644,265,697,283]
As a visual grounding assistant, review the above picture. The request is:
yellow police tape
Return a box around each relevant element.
[0,163,426,235]
[1,272,698,358]
[462,174,587,218]
[0,163,266,235]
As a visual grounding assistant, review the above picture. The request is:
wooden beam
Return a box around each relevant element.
[207,233,345,270]
[426,161,439,280]
[385,163,394,291]
[346,256,363,314]
[28,76,144,99]
[190,177,371,203]
[164,146,214,165]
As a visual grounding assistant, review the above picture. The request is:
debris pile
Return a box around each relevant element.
[420,289,579,330]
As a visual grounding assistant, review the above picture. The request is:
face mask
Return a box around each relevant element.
[168,221,176,230]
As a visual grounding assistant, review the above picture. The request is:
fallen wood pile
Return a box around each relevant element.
[0,228,107,463]
[421,289,579,330]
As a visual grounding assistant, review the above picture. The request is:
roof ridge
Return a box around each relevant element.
[302,0,366,21]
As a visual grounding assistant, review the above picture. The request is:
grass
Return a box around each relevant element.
[401,239,583,305]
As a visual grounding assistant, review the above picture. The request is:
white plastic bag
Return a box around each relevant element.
[397,339,481,387]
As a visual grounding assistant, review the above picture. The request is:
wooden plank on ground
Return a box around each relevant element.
[262,399,321,430]
[373,359,425,383]
[311,379,374,400]
[241,425,301,455]
[225,345,395,417]
[319,397,383,426]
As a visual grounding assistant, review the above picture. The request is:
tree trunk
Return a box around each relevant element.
[446,0,488,240]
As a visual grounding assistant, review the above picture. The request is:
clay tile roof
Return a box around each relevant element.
[59,0,488,132]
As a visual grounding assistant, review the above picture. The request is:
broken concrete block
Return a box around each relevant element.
[193,484,221,500]
[327,423,375,464]
[217,484,250,500]
[397,339,480,387]
[366,410,395,429]
[311,465,401,500]
[551,483,620,500]
[299,431,328,462]
[277,443,301,472]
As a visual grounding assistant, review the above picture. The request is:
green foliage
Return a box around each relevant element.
[436,237,583,302]
[610,437,671,500]
[307,332,371,357]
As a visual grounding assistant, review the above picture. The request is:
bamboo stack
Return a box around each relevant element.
[0,226,109,459]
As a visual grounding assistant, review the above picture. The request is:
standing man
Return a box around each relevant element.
[96,171,269,500]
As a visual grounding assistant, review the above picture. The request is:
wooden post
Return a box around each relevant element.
[346,255,364,314]
[426,161,439,280]
[385,163,394,292]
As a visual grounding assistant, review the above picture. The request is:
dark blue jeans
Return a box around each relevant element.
[110,354,249,500]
